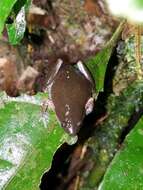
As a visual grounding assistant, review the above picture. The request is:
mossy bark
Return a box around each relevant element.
[79,36,143,189]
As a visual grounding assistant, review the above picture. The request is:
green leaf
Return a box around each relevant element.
[100,117,143,190]
[0,93,72,190]
[86,48,111,92]
[13,0,28,15]
[131,0,143,9]
[0,0,17,35]
[6,6,26,45]
[86,21,125,92]
[6,0,31,45]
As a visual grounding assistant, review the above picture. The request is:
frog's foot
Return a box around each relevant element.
[41,99,55,112]
[39,100,55,128]
[85,97,94,115]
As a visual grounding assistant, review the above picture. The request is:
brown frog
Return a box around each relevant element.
[37,57,95,135]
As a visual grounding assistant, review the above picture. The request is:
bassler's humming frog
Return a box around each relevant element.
[39,57,95,135]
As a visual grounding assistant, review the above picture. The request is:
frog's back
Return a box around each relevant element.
[51,64,92,135]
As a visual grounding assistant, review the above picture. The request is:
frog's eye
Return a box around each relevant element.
[77,61,94,85]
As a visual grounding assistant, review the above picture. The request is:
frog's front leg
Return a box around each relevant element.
[41,99,55,112]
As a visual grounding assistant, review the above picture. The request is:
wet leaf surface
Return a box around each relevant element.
[0,93,71,190]
[100,117,143,190]
[6,6,26,45]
